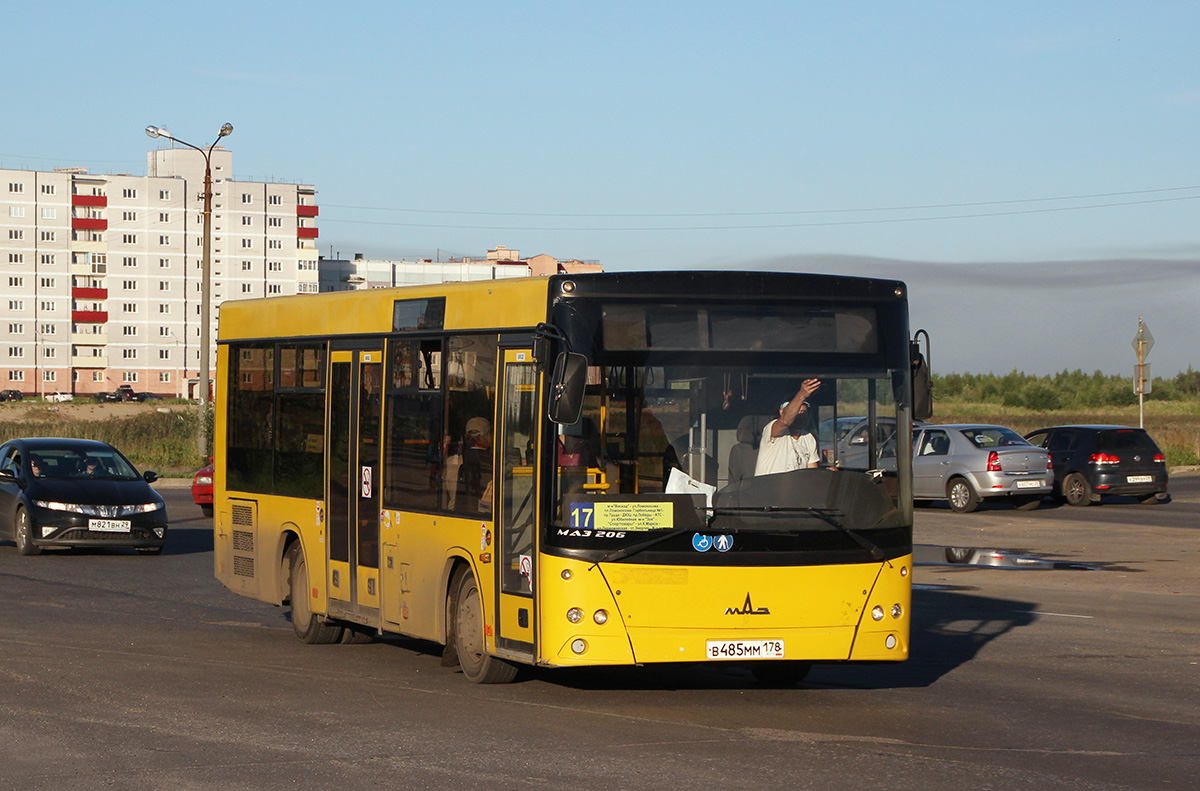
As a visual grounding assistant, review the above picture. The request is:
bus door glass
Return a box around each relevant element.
[496,349,538,656]
[326,348,383,614]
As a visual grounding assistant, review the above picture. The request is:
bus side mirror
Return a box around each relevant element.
[911,330,933,421]
[548,351,588,425]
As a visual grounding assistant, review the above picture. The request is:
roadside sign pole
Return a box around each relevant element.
[1132,317,1154,429]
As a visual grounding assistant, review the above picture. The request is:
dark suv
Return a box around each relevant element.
[1024,425,1168,506]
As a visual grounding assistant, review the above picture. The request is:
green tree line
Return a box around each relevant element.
[934,367,1200,411]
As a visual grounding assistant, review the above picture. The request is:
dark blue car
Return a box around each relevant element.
[0,438,168,555]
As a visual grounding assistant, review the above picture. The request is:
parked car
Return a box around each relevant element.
[912,424,1053,513]
[0,389,23,402]
[192,462,214,517]
[134,392,165,402]
[91,391,121,403]
[1024,425,1168,506]
[116,384,136,401]
[0,438,167,555]
[44,392,73,403]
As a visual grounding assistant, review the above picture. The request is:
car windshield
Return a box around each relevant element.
[960,427,1031,448]
[29,447,141,480]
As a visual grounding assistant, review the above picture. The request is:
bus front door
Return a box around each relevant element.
[493,349,539,660]
[327,348,384,624]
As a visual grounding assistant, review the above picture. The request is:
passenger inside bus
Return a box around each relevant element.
[754,379,822,476]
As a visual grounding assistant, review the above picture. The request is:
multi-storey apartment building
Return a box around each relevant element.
[0,148,318,398]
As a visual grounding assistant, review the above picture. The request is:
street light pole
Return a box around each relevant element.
[145,123,232,459]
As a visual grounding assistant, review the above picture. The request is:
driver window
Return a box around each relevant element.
[920,430,949,456]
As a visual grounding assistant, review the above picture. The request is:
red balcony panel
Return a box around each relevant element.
[72,310,109,324]
[72,217,108,231]
[296,205,319,217]
[297,227,319,239]
[72,194,108,207]
[72,287,108,300]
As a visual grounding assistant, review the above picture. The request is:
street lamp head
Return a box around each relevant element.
[219,123,233,138]
[145,125,167,139]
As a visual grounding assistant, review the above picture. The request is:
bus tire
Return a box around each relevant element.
[286,542,344,644]
[453,569,518,684]
[751,661,812,687]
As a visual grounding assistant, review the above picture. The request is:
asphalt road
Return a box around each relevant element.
[2,478,1197,791]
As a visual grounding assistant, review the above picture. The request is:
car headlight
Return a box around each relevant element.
[34,500,88,514]
[194,475,213,486]
[120,502,165,516]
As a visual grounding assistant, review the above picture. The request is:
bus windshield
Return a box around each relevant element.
[547,298,913,563]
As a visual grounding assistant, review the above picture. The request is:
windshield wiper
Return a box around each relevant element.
[711,506,884,560]
[590,506,883,566]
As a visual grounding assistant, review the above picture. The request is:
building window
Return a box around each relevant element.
[241,284,252,293]
[43,371,56,382]
[8,371,24,382]
[268,261,282,271]
[7,324,22,334]
[268,217,282,227]
[41,324,56,335]
[123,303,137,314]
[159,304,170,314]
[8,254,23,264]
[8,300,23,310]
[123,188,137,199]
[8,277,23,287]
[159,349,170,360]
[123,349,138,359]
[159,212,170,222]
[242,239,253,248]
[122,234,138,244]
[242,193,253,204]
[269,195,282,205]
[123,256,138,267]
[160,372,171,383]
[159,258,171,268]
[123,280,138,291]
[43,347,56,358]
[268,284,282,294]
[268,240,282,249]
[42,208,56,219]
[159,190,170,200]
[8,183,24,194]
[124,372,138,383]
[39,301,55,312]
[242,216,252,226]
[40,277,55,288]
[92,371,104,382]
[40,231,55,242]
[40,254,55,265]
[123,326,138,336]
[9,348,25,359]
[8,230,23,240]
[159,281,170,291]
[41,184,55,195]
[159,235,170,245]
[241,261,252,271]
[123,211,138,222]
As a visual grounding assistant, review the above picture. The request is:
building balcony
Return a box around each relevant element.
[72,194,108,207]
[71,310,108,324]
[296,205,319,217]
[71,331,108,345]
[71,355,109,369]
[72,217,108,231]
[72,287,108,300]
[297,227,319,239]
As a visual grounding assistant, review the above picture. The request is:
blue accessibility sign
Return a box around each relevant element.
[692,534,713,552]
[714,534,734,552]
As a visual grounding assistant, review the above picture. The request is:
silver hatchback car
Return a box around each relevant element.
[912,424,1053,513]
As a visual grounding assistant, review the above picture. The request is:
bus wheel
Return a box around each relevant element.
[751,661,812,687]
[286,542,344,644]
[453,569,518,684]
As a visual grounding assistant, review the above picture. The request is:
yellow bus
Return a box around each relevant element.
[214,271,928,684]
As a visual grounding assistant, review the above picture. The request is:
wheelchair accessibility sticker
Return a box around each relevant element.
[692,534,733,552]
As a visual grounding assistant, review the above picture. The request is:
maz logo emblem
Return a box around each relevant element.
[725,593,770,615]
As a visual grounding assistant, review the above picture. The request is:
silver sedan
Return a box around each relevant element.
[912,424,1053,513]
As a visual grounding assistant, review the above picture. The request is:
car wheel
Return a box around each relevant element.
[286,542,344,644]
[1138,493,1163,504]
[14,508,41,556]
[751,661,812,687]
[947,478,979,513]
[453,568,518,684]
[1062,473,1092,507]
[945,547,973,563]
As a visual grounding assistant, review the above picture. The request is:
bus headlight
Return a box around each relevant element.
[571,639,587,654]
[566,607,583,624]
[593,609,608,625]
[891,604,903,619]
[871,605,885,621]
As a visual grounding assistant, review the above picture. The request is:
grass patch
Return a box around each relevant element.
[0,409,203,474]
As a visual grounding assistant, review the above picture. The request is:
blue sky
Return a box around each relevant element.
[3,2,1197,375]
